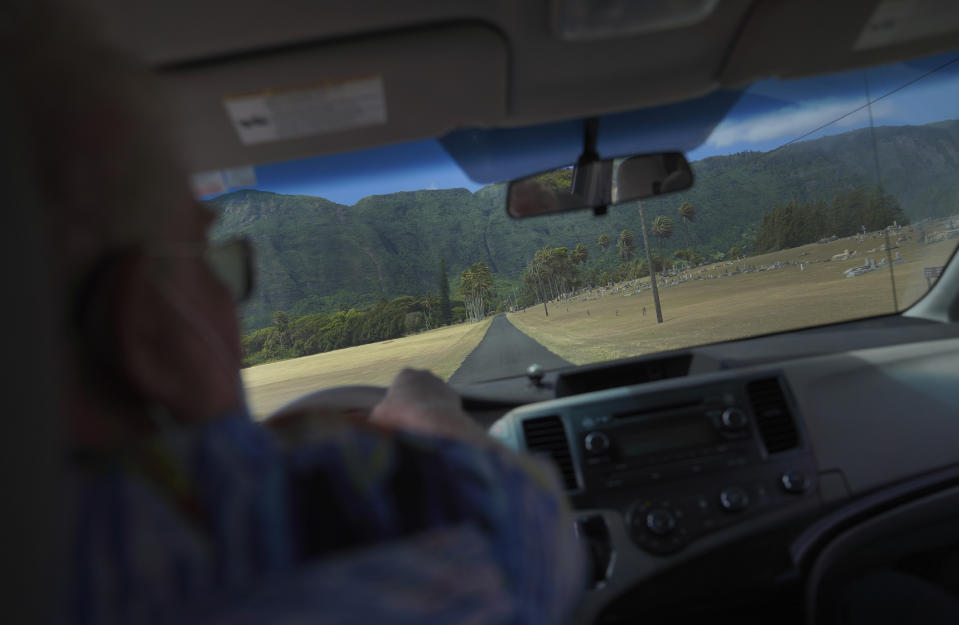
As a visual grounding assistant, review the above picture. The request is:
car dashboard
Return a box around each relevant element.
[474,317,959,624]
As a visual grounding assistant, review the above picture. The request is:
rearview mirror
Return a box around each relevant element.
[506,152,693,218]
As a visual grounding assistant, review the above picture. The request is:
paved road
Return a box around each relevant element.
[449,314,571,385]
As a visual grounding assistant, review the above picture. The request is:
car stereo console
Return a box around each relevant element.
[514,375,816,555]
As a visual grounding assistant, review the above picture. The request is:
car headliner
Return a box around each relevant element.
[69,0,959,174]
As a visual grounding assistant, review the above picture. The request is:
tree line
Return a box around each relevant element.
[243,198,707,365]
[522,245,589,303]
[520,202,700,314]
[242,296,438,366]
[243,185,908,366]
[754,186,908,253]
[242,258,502,367]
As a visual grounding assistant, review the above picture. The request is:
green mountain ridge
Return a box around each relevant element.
[210,119,959,331]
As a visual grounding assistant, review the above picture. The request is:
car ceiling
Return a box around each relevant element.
[71,0,959,174]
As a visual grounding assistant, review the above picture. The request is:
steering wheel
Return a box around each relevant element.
[263,385,388,439]
[261,382,503,444]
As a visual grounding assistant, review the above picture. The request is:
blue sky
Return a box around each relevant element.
[687,52,959,160]
[243,139,481,202]
[209,50,959,205]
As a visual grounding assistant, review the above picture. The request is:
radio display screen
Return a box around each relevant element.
[617,414,718,457]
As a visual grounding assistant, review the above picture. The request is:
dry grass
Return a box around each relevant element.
[242,318,493,417]
[508,226,958,365]
[242,222,957,416]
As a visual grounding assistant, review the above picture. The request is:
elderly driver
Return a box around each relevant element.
[6,3,582,623]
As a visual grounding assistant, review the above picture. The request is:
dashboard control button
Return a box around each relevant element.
[721,408,748,430]
[719,486,750,512]
[646,509,676,535]
[584,431,610,455]
[781,471,809,494]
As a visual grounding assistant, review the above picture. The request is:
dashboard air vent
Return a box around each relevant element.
[522,416,578,490]
[747,377,799,453]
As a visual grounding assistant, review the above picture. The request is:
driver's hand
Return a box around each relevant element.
[370,369,489,445]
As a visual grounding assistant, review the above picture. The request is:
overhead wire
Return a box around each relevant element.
[739,53,959,306]
[750,53,959,161]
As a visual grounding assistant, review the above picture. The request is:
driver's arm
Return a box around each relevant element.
[271,369,585,622]
[67,370,583,624]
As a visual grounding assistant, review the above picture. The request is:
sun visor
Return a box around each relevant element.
[440,88,742,184]
[162,24,507,173]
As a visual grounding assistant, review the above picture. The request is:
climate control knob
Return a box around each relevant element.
[584,431,610,455]
[719,486,750,512]
[721,407,748,431]
[645,508,677,535]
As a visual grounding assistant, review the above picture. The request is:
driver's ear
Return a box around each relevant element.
[111,256,183,409]
[108,255,244,423]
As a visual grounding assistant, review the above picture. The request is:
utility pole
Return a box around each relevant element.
[638,199,664,323]
[865,70,898,313]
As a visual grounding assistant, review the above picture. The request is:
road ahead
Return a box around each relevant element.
[448,314,571,386]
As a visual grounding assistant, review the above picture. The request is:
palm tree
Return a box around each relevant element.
[572,243,589,266]
[597,234,610,251]
[524,249,557,316]
[617,229,634,262]
[419,292,439,330]
[272,310,292,347]
[459,262,494,322]
[678,202,696,247]
[438,259,451,325]
[523,256,548,316]
[548,247,574,295]
[532,247,555,299]
[652,215,674,253]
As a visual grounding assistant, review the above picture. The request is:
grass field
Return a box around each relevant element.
[242,317,493,417]
[242,221,957,417]
[508,225,958,365]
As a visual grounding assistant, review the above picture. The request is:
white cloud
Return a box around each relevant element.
[427,181,438,190]
[706,98,897,149]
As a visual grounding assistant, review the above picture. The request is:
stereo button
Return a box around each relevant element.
[781,471,809,494]
[721,408,748,431]
[584,431,610,455]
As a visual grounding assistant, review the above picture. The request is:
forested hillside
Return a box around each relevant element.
[211,120,959,331]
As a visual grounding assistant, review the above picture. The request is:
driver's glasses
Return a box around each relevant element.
[204,238,254,302]
[148,237,255,302]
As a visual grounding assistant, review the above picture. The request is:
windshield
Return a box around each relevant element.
[206,49,959,418]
